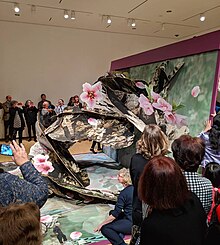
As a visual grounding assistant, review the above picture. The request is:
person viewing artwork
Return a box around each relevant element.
[37,93,54,111]
[138,156,207,245]
[94,168,133,245]
[23,100,38,142]
[0,140,48,208]
[2,95,12,142]
[0,202,42,245]
[54,99,66,114]
[72,95,82,112]
[199,114,220,169]
[40,101,56,128]
[129,124,168,227]
[9,100,25,145]
[172,134,213,214]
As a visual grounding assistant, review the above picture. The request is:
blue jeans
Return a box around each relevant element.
[101,218,132,245]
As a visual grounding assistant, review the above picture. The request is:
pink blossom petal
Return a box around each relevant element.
[139,94,154,115]
[86,98,96,109]
[34,161,54,175]
[92,81,102,91]
[40,215,53,223]
[164,111,176,125]
[70,231,82,240]
[80,92,89,102]
[175,113,188,128]
[136,82,146,89]
[88,118,98,126]
[152,98,172,112]
[151,91,161,102]
[191,86,200,97]
[82,83,92,93]
[94,91,103,101]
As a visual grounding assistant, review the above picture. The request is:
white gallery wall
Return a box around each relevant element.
[0,21,176,105]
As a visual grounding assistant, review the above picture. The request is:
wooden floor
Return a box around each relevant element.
[0,139,93,162]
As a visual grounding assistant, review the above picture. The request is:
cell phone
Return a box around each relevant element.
[0,144,13,156]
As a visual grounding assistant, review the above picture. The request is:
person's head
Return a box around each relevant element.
[6,95,12,102]
[137,124,168,159]
[204,162,220,188]
[73,95,79,103]
[117,168,132,186]
[68,97,74,103]
[139,156,189,210]
[0,202,42,245]
[25,100,31,107]
[10,100,18,108]
[43,101,49,109]
[209,114,220,150]
[41,94,46,101]
[171,134,205,172]
[58,99,64,106]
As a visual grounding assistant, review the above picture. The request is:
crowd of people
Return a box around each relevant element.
[0,94,220,244]
[0,94,84,144]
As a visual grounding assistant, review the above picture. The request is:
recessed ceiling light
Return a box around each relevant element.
[64,10,69,19]
[200,13,205,22]
[14,3,20,13]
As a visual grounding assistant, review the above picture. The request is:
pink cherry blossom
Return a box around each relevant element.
[151,91,161,102]
[80,82,103,109]
[33,154,49,164]
[139,94,154,115]
[136,81,146,89]
[152,98,172,112]
[164,111,176,125]
[88,118,98,126]
[164,111,188,128]
[191,86,200,97]
[40,215,53,223]
[70,231,82,240]
[34,161,54,175]
[174,113,188,128]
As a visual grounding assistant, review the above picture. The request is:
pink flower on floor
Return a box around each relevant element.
[88,118,98,126]
[80,82,103,109]
[34,161,54,175]
[191,86,200,97]
[151,91,161,102]
[40,215,53,223]
[152,98,172,112]
[139,94,154,115]
[135,81,146,89]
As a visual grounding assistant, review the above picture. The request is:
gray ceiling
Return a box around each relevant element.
[0,0,220,40]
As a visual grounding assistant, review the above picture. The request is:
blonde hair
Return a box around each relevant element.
[118,168,132,186]
[137,124,168,159]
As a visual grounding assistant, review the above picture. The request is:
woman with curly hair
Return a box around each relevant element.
[129,124,168,226]
[199,114,220,169]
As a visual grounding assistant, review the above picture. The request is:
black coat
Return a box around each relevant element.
[9,107,25,129]
[23,106,38,125]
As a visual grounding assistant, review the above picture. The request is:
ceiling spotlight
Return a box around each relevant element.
[64,10,69,19]
[131,19,136,27]
[14,3,20,13]
[107,16,112,24]
[71,10,75,20]
[199,13,205,22]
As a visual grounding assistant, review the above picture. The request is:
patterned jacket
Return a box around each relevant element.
[0,161,48,208]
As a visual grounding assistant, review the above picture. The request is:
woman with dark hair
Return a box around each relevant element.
[0,202,42,245]
[139,156,207,245]
[9,100,25,145]
[67,96,75,106]
[199,115,220,169]
[23,100,38,142]
[129,124,168,226]
[172,134,213,214]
